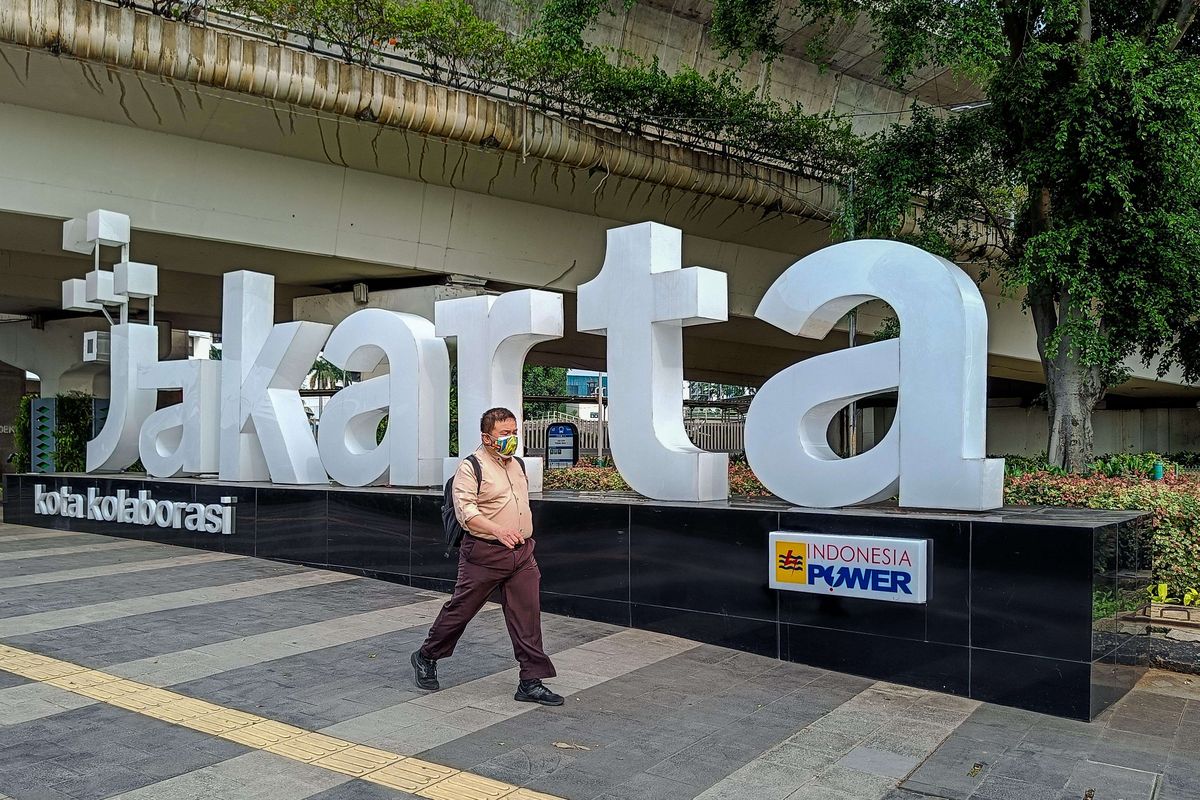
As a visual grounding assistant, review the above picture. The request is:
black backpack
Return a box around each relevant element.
[442,454,525,553]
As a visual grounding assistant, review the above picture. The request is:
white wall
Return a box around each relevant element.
[986,406,1200,456]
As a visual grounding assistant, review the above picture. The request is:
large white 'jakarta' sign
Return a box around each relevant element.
[63,211,1003,511]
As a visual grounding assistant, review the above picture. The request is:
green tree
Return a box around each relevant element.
[309,357,348,390]
[52,391,94,473]
[711,0,1200,471]
[522,365,568,417]
[688,382,755,401]
[10,394,33,473]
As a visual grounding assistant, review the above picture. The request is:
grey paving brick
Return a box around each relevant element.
[838,746,920,779]
[104,751,348,800]
[808,764,897,799]
[0,682,97,726]
[0,530,94,544]
[471,742,576,784]
[0,758,87,799]
[4,517,1196,800]
[7,579,426,667]
[0,569,357,636]
[0,538,148,566]
[0,551,243,590]
[961,705,1039,740]
[1010,722,1096,757]
[0,557,307,620]
[592,771,703,800]
[305,781,421,800]
[783,785,857,800]
[1061,760,1157,800]
[761,741,841,773]
[880,790,952,800]
[1159,752,1200,800]
[971,774,1063,800]
[523,765,631,799]
[1107,710,1180,738]
[646,737,765,787]
[901,735,1000,799]
[986,748,1075,789]
[0,671,26,691]
[44,763,156,800]
[695,760,815,800]
[784,727,862,758]
[1088,729,1172,773]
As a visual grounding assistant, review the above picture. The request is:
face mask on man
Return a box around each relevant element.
[493,434,519,457]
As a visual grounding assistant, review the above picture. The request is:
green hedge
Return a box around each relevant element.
[1005,472,1200,596]
[546,455,1200,596]
[11,394,33,473]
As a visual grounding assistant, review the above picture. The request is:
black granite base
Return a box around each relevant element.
[3,473,1149,720]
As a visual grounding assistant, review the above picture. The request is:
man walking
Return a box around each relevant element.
[411,407,563,706]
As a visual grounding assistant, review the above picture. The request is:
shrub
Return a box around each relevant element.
[542,462,630,492]
[52,392,94,474]
[993,452,1055,477]
[1006,471,1200,597]
[11,394,33,473]
[728,461,770,497]
[543,457,770,495]
[546,454,1200,599]
[1088,451,1169,478]
[1168,451,1200,469]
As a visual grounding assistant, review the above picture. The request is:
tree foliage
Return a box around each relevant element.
[10,394,33,473]
[215,0,859,177]
[52,391,94,474]
[205,0,1200,472]
[522,365,568,416]
[711,0,1200,471]
[309,356,348,390]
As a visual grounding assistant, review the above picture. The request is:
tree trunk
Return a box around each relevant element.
[1045,362,1102,471]
[1029,285,1105,472]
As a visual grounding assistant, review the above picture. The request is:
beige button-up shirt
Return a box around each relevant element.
[452,446,533,542]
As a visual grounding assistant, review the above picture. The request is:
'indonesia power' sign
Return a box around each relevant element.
[769,532,928,604]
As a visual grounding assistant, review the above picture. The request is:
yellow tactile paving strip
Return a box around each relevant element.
[0,644,563,800]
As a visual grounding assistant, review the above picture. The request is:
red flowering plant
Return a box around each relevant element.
[1005,471,1200,599]
[544,452,1200,600]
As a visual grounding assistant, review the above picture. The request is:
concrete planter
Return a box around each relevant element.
[1145,602,1200,628]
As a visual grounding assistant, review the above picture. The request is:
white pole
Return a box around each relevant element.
[847,309,857,456]
[597,378,606,465]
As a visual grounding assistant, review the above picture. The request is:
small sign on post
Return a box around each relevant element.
[546,422,579,469]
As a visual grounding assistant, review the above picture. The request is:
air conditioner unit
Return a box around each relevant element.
[83,331,111,363]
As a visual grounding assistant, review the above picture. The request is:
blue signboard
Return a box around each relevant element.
[546,422,579,469]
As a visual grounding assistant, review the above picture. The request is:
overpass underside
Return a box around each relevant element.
[0,0,1196,422]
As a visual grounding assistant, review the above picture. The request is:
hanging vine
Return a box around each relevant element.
[211,0,860,179]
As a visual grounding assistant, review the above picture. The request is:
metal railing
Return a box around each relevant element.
[523,414,745,455]
[94,0,839,185]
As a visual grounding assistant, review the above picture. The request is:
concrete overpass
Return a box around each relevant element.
[0,0,1196,466]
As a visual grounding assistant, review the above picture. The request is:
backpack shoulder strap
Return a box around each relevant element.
[466,454,483,489]
[514,456,526,477]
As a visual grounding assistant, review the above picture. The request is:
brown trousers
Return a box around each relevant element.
[419,535,556,681]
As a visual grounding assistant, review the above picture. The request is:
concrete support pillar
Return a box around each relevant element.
[294,284,484,327]
[0,318,106,397]
[293,283,485,382]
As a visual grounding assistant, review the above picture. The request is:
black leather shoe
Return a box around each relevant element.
[411,650,439,691]
[515,679,564,706]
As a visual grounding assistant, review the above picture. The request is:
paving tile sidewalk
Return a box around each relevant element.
[0,517,1192,800]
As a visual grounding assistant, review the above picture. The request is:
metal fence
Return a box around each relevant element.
[523,414,745,455]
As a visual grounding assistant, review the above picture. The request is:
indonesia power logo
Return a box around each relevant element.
[768,532,928,604]
[775,540,807,584]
